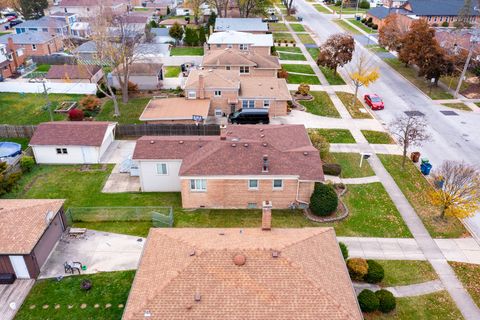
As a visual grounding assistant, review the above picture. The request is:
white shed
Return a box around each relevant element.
[29,121,117,164]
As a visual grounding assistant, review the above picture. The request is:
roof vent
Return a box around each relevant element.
[194,292,201,302]
[150,140,155,144]
[243,143,248,147]
[232,138,240,142]
[233,254,246,266]
[303,151,308,156]
[231,143,236,147]
[262,143,268,147]
[259,128,264,132]
[262,155,269,172]
[272,250,280,258]
[144,310,152,317]
[179,140,184,144]
[260,134,265,138]
[189,249,196,256]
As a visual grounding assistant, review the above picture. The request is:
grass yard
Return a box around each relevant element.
[378,155,468,238]
[376,260,437,286]
[298,91,340,117]
[313,4,332,13]
[269,22,288,31]
[286,73,320,84]
[275,46,302,53]
[450,262,480,308]
[319,66,346,85]
[290,23,306,32]
[284,15,297,22]
[328,5,367,14]
[297,33,316,45]
[441,103,472,111]
[277,51,306,61]
[164,66,181,78]
[361,130,395,144]
[313,128,355,143]
[307,47,320,60]
[0,137,30,150]
[364,291,463,320]
[0,93,84,125]
[346,19,377,34]
[333,19,361,35]
[15,271,135,320]
[96,97,150,124]
[336,92,372,119]
[384,58,454,100]
[476,102,480,108]
[327,183,412,238]
[273,32,295,42]
[324,153,375,178]
[366,44,389,53]
[35,64,51,72]
[281,64,315,74]
[170,46,204,56]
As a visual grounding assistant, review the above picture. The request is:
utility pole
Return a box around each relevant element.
[339,0,343,19]
[42,81,54,122]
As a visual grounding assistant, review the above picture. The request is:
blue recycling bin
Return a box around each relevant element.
[420,162,432,175]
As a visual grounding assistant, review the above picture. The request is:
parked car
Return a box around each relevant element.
[228,108,270,124]
[364,93,384,110]
[9,19,22,27]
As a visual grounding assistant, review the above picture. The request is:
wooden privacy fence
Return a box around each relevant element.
[115,124,220,138]
[32,55,77,65]
[0,125,36,138]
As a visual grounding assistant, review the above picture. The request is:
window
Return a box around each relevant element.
[190,179,207,191]
[188,91,196,99]
[239,44,248,51]
[214,90,222,97]
[42,28,48,32]
[227,44,233,48]
[273,179,283,190]
[216,44,221,48]
[240,66,250,74]
[215,108,223,117]
[248,179,258,190]
[263,100,270,108]
[56,148,68,154]
[225,66,231,70]
[156,163,168,175]
[247,202,257,209]
[242,100,255,108]
[32,44,37,51]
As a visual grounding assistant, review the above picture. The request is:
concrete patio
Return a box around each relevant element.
[100,140,136,164]
[39,230,145,279]
[102,163,141,193]
[0,279,35,320]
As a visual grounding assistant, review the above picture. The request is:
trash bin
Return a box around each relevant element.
[420,162,432,175]
[410,152,421,163]
[356,16,361,21]
[421,158,429,165]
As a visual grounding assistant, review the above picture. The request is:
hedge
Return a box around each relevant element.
[358,289,379,312]
[347,258,368,281]
[376,289,396,313]
[364,259,384,284]
[309,183,338,216]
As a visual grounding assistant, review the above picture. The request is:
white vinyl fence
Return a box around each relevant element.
[0,81,97,94]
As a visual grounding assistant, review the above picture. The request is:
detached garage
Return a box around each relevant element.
[30,121,117,164]
[0,199,66,280]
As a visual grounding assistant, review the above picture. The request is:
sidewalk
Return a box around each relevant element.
[353,280,444,298]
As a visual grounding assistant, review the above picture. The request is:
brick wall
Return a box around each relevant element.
[17,37,63,57]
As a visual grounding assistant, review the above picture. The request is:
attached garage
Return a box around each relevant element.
[0,199,66,280]
[29,121,117,164]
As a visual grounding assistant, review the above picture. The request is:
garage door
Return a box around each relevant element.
[33,213,64,270]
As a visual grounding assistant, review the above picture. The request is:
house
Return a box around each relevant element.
[70,21,92,38]
[366,7,412,29]
[30,121,117,164]
[206,31,273,56]
[55,0,127,18]
[214,18,269,33]
[122,227,362,319]
[139,97,210,124]
[0,33,63,57]
[111,63,164,90]
[150,27,175,44]
[132,124,323,208]
[159,18,189,28]
[184,68,291,116]
[176,3,213,19]
[0,39,26,79]
[201,48,280,77]
[13,15,71,37]
[0,199,67,279]
[45,64,104,84]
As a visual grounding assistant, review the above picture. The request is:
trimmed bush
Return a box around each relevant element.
[347,258,368,281]
[441,21,449,27]
[20,156,35,173]
[358,289,379,313]
[339,242,349,260]
[335,0,342,6]
[322,163,342,176]
[278,69,288,79]
[367,17,373,23]
[297,83,311,96]
[359,0,370,9]
[310,183,338,217]
[364,260,385,284]
[68,108,84,121]
[372,24,378,30]
[80,95,101,111]
[361,18,366,23]
[376,289,396,313]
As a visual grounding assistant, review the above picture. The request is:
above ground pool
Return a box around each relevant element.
[0,142,22,158]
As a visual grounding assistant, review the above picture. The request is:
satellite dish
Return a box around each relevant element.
[45,211,55,225]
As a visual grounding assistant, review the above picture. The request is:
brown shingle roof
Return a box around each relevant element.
[139,98,210,121]
[45,64,102,80]
[133,125,324,181]
[202,49,280,69]
[115,63,163,76]
[184,69,240,90]
[239,77,291,100]
[159,19,188,26]
[123,227,362,320]
[0,199,65,254]
[30,121,115,146]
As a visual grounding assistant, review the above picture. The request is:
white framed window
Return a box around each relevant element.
[248,179,258,190]
[32,44,37,51]
[239,44,248,51]
[227,44,233,48]
[239,66,250,74]
[263,100,270,108]
[242,100,255,108]
[187,91,196,99]
[214,90,222,97]
[190,179,207,192]
[273,179,283,190]
[156,163,168,175]
[215,108,223,117]
[56,148,68,154]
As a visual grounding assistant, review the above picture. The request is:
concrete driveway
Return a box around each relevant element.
[39,230,145,279]
[100,140,136,164]
[0,280,34,320]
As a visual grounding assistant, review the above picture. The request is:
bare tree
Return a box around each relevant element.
[184,0,204,24]
[346,52,379,108]
[283,0,294,15]
[429,161,480,219]
[389,114,430,169]
[207,0,229,17]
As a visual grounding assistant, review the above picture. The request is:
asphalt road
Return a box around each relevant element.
[295,1,480,238]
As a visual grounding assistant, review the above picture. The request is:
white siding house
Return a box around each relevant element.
[138,160,182,191]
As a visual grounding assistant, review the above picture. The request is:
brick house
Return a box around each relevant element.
[132,125,324,209]
[206,31,273,56]
[55,0,127,19]
[0,39,26,79]
[0,33,63,57]
[13,15,71,37]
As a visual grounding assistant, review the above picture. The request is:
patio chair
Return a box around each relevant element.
[64,261,82,275]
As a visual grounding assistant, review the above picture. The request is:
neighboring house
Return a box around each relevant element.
[159,18,188,28]
[13,15,70,37]
[122,227,362,319]
[139,97,210,124]
[176,3,213,18]
[111,63,164,90]
[45,64,104,83]
[0,199,67,279]
[184,68,291,116]
[150,27,175,44]
[436,29,480,57]
[0,33,63,57]
[71,21,92,38]
[214,18,269,34]
[132,124,323,208]
[366,7,412,28]
[0,39,26,79]
[55,0,127,18]
[72,40,101,63]
[206,31,273,56]
[202,48,280,77]
[30,121,116,164]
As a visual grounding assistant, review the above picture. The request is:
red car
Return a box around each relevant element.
[364,94,384,110]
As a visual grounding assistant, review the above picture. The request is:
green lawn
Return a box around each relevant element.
[164,66,181,78]
[307,47,320,60]
[298,91,340,117]
[0,93,84,125]
[275,46,302,53]
[281,64,315,74]
[0,137,30,150]
[336,92,372,119]
[364,291,463,320]
[273,32,295,42]
[170,47,204,56]
[376,260,438,286]
[346,19,377,34]
[384,58,454,100]
[290,23,306,32]
[366,44,389,53]
[328,5,367,14]
[378,155,468,238]
[333,19,361,35]
[15,271,135,320]
[441,103,472,111]
[450,262,480,308]
[269,22,288,31]
[297,33,316,44]
[313,4,332,13]
[476,102,480,108]
[314,128,355,143]
[35,64,51,72]
[319,66,346,85]
[325,153,375,178]
[286,73,320,84]
[361,130,395,144]
[278,52,306,61]
[96,97,150,124]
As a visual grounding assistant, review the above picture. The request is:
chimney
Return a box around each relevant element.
[198,74,205,99]
[262,155,269,173]
[7,37,18,69]
[220,124,227,140]
[262,201,272,231]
